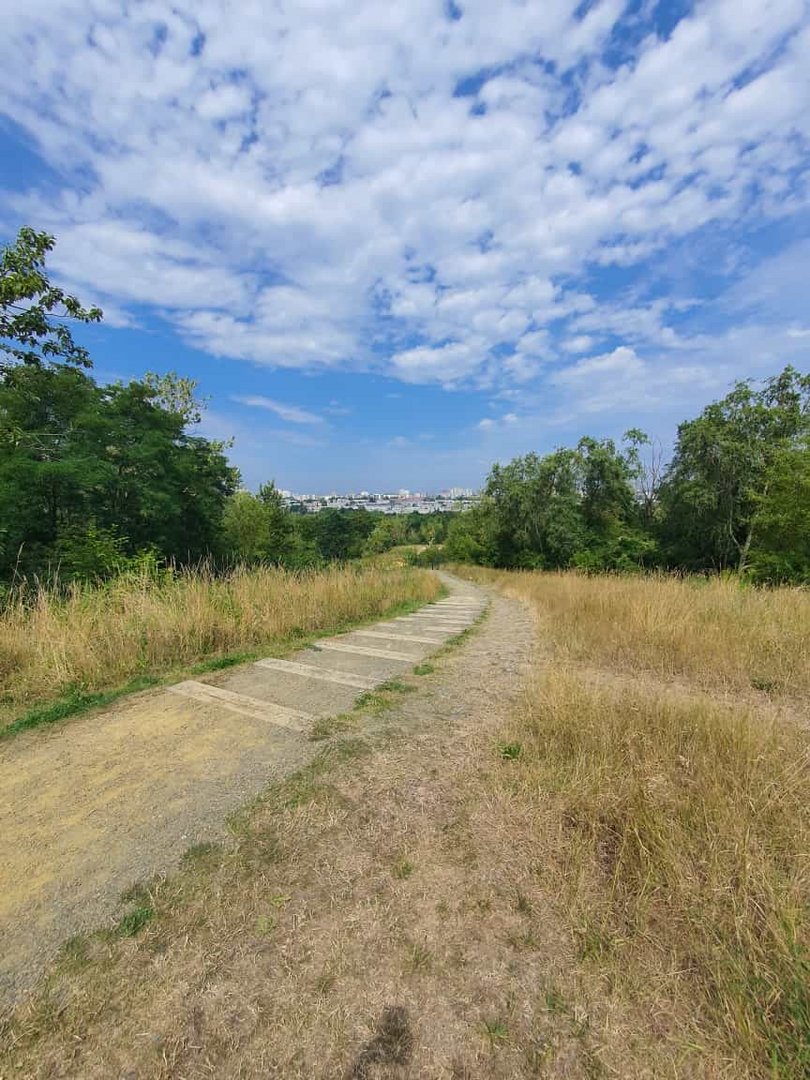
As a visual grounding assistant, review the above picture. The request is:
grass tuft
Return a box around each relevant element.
[496,740,523,760]
[115,904,154,938]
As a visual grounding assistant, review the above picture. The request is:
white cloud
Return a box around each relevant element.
[477,412,521,431]
[0,0,808,392]
[230,395,323,424]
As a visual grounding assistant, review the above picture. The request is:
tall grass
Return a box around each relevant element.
[0,563,440,730]
[458,567,810,697]
[510,670,810,1074]
[468,566,810,1073]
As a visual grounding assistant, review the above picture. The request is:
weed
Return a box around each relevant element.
[377,678,414,694]
[181,842,221,867]
[405,941,433,973]
[115,904,154,938]
[544,987,568,1015]
[256,914,276,934]
[497,741,523,760]
[315,971,336,994]
[482,1019,509,1045]
[514,891,533,915]
[392,857,415,880]
[309,713,355,741]
[751,675,778,692]
[507,930,540,950]
[414,663,434,675]
[57,935,91,971]
[576,922,613,960]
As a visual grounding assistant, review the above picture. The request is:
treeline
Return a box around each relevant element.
[3,228,807,586]
[445,365,810,583]
[0,228,451,585]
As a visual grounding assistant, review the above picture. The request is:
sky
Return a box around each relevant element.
[1,0,809,493]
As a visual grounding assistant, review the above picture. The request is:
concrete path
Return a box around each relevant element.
[0,575,486,1003]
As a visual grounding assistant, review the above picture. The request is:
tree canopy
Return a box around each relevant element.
[447,366,810,584]
[1,228,102,372]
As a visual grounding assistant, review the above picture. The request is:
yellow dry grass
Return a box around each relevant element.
[0,563,440,728]
[458,566,810,1075]
[458,567,810,697]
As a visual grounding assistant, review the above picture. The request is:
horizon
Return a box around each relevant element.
[1,0,808,492]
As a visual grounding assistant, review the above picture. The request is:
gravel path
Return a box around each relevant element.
[0,574,485,1005]
[1,573,551,1080]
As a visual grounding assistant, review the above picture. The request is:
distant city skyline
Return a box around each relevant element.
[277,487,479,515]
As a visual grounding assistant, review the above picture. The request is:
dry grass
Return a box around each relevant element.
[3,569,808,1076]
[505,670,810,1075]
[0,563,440,729]
[457,567,810,697]
[458,566,810,1075]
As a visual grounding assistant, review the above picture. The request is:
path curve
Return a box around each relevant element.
[0,573,485,1004]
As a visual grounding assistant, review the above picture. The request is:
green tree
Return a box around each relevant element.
[222,491,270,563]
[659,366,810,572]
[1,228,102,372]
[747,437,810,583]
[258,481,296,563]
[0,363,237,581]
[443,503,497,564]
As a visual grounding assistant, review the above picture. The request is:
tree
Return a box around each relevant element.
[480,440,645,570]
[659,366,810,572]
[747,437,810,583]
[1,228,102,372]
[0,363,238,581]
[222,491,270,563]
[258,481,296,563]
[143,370,205,425]
[622,428,664,525]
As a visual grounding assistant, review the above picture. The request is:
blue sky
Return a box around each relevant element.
[1,0,809,492]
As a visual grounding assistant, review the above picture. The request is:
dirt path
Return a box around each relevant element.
[0,578,611,1080]
[0,575,485,1005]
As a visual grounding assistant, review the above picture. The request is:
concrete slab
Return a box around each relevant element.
[167,681,310,732]
[315,641,419,663]
[372,621,454,637]
[298,645,409,682]
[254,657,376,691]
[396,616,469,628]
[340,631,427,655]
[218,665,360,717]
[353,630,445,646]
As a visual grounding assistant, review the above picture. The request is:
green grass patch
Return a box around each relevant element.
[497,741,523,760]
[309,713,357,741]
[483,1019,509,1045]
[114,904,154,938]
[189,651,259,674]
[0,675,160,741]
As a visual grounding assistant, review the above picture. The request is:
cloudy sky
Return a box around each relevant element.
[1,0,809,491]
